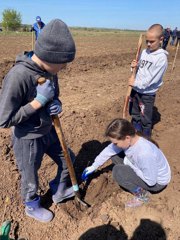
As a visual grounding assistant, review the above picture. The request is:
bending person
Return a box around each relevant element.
[82,118,171,208]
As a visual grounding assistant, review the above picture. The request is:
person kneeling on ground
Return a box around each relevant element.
[82,118,171,208]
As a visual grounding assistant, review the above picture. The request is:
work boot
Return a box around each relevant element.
[50,180,75,204]
[25,197,53,222]
[125,187,150,208]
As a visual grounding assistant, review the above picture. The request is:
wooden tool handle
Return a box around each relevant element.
[53,115,79,188]
[171,41,179,72]
[37,77,79,190]
[122,34,143,119]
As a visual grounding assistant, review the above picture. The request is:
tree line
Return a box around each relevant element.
[0,9,30,31]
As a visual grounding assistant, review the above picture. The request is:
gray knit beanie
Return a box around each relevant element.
[34,19,76,64]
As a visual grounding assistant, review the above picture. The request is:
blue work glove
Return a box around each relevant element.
[47,100,62,115]
[35,79,55,106]
[81,166,96,181]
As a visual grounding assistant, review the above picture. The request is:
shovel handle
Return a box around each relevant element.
[36,78,90,207]
[37,77,79,192]
[171,41,179,73]
[32,30,35,50]
[122,34,143,119]
[52,115,79,193]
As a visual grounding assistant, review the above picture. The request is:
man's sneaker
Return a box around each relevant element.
[50,180,75,204]
[52,185,75,204]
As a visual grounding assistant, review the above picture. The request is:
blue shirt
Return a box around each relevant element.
[32,21,45,40]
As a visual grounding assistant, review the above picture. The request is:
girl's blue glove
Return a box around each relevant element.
[81,166,96,181]
[47,100,62,115]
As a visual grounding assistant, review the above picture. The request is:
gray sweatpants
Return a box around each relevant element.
[13,126,75,202]
[112,153,166,193]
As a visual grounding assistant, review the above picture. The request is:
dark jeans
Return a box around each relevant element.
[111,153,166,193]
[162,40,169,50]
[129,89,155,135]
[170,36,176,46]
[13,126,75,202]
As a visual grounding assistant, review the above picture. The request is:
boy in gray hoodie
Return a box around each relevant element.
[0,19,76,222]
[129,24,168,137]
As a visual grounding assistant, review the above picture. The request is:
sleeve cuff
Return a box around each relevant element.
[23,103,37,115]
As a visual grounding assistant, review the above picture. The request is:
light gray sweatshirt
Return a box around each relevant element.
[133,48,168,95]
[92,137,171,186]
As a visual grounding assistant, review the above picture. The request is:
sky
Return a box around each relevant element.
[0,0,179,30]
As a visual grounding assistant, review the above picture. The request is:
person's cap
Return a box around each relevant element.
[34,19,76,64]
[36,16,41,22]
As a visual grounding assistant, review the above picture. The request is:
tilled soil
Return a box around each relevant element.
[0,32,179,240]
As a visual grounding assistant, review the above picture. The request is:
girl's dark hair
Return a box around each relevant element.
[105,118,160,148]
[105,118,135,140]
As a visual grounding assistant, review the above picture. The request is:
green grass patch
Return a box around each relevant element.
[70,27,144,37]
[0,27,145,38]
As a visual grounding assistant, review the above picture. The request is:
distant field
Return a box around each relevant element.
[71,27,144,36]
[0,27,144,37]
[0,27,146,62]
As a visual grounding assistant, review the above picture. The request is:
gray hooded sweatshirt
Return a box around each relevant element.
[0,53,59,139]
[133,48,168,95]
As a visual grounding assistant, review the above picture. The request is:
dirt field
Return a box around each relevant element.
[0,30,180,240]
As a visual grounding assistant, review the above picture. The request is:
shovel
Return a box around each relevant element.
[52,115,90,208]
[122,34,143,119]
[32,30,35,50]
[170,41,179,80]
[37,77,90,208]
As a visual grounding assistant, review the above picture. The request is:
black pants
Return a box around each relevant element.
[129,89,155,136]
[13,126,75,202]
[111,153,166,193]
[162,40,169,50]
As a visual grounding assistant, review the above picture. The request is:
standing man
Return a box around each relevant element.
[162,27,171,50]
[175,29,180,46]
[170,27,177,46]
[31,16,45,40]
